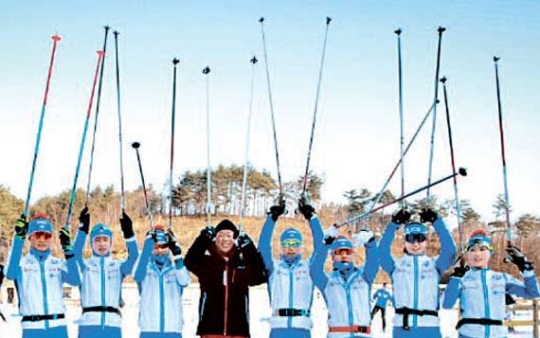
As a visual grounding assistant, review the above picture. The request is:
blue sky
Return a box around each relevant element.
[1,1,539,224]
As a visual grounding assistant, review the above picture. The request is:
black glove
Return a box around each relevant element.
[451,263,469,278]
[419,208,438,223]
[298,202,315,221]
[59,228,74,258]
[505,245,533,272]
[324,236,336,245]
[145,230,157,243]
[14,214,28,238]
[268,202,286,222]
[391,209,411,225]
[120,212,135,239]
[200,226,215,241]
[237,232,252,249]
[78,207,90,234]
[167,230,182,256]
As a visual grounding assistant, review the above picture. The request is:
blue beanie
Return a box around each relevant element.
[90,223,113,242]
[28,218,53,237]
[280,228,303,243]
[153,224,169,244]
[331,235,353,251]
[404,222,428,235]
[467,229,493,251]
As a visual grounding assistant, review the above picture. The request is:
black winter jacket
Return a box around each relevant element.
[184,232,267,337]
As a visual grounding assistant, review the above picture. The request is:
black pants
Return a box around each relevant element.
[371,305,387,331]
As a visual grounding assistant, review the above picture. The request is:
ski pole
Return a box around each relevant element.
[337,168,467,228]
[395,28,406,207]
[493,56,512,246]
[203,66,213,227]
[132,142,153,228]
[426,27,446,204]
[86,25,110,205]
[239,56,258,231]
[24,34,62,217]
[169,58,180,229]
[259,17,284,199]
[65,51,105,230]
[440,77,464,252]
[365,100,438,218]
[113,31,126,211]
[301,17,332,199]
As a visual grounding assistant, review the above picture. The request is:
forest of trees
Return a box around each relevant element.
[1,164,539,281]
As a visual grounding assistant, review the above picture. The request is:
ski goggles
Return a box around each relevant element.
[281,239,302,248]
[466,238,494,251]
[333,248,354,255]
[404,233,427,243]
[32,231,52,240]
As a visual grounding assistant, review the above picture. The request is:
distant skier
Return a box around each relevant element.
[133,224,190,338]
[72,207,139,338]
[184,219,267,338]
[311,227,379,337]
[371,283,393,332]
[443,229,540,337]
[5,213,81,338]
[258,199,323,337]
[379,208,457,338]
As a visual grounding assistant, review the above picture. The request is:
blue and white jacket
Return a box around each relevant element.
[73,231,139,328]
[311,234,380,338]
[133,237,191,334]
[259,214,323,330]
[5,236,81,330]
[443,267,540,338]
[373,288,393,308]
[379,218,456,329]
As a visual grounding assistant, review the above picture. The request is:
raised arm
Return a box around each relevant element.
[184,226,215,277]
[308,215,324,254]
[442,262,468,309]
[237,231,268,286]
[73,207,90,268]
[380,209,410,274]
[133,234,154,283]
[310,241,330,291]
[6,215,28,280]
[504,246,540,299]
[60,227,81,286]
[258,214,276,275]
[418,209,457,273]
[119,212,139,277]
[362,235,380,284]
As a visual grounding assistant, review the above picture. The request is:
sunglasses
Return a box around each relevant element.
[154,243,169,250]
[404,233,427,243]
[33,231,52,240]
[281,240,302,248]
[333,248,353,255]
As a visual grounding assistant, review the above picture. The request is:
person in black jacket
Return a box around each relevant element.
[184,219,267,338]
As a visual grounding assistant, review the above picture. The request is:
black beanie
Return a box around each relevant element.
[215,219,239,238]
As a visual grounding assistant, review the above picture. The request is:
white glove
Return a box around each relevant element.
[352,229,374,248]
[323,226,339,239]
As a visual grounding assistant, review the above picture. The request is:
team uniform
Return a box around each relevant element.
[442,230,540,338]
[133,226,191,338]
[258,214,323,338]
[73,222,139,338]
[370,286,393,332]
[379,217,457,338]
[311,234,380,338]
[5,217,81,338]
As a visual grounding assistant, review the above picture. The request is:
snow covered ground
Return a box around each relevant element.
[0,283,534,337]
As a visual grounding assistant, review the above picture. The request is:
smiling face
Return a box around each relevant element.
[93,236,111,256]
[215,229,235,255]
[29,231,53,252]
[466,245,491,268]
